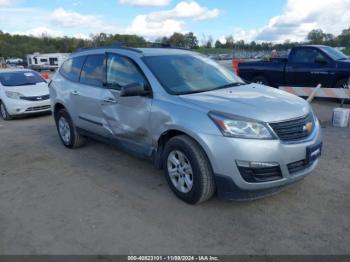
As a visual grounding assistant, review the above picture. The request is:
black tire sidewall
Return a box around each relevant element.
[252,76,269,86]
[0,102,10,120]
[55,109,75,148]
[335,78,349,89]
[163,137,206,204]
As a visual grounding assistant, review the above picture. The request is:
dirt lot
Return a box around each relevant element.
[0,101,349,255]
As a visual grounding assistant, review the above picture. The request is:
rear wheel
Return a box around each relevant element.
[0,102,12,120]
[55,109,86,148]
[252,75,270,86]
[335,78,349,89]
[335,78,350,105]
[163,135,215,204]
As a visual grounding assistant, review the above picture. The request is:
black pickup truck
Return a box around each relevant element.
[237,45,350,89]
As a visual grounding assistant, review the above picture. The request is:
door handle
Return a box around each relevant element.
[71,90,79,96]
[103,97,118,104]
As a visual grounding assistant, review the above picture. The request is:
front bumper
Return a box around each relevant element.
[198,120,322,200]
[5,98,51,116]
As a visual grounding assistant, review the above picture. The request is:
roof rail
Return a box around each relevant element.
[73,42,191,54]
[74,44,142,54]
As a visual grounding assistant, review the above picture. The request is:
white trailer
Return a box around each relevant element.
[27,53,70,71]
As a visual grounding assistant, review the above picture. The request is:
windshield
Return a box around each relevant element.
[0,71,46,87]
[143,54,244,95]
[321,46,348,60]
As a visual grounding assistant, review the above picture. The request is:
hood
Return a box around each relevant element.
[179,84,310,123]
[3,82,49,96]
[337,59,350,68]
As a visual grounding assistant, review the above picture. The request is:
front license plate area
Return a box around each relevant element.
[306,142,322,164]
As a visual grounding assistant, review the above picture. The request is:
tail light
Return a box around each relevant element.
[232,59,243,76]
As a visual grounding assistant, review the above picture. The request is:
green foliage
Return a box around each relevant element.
[1,27,350,59]
[0,32,147,58]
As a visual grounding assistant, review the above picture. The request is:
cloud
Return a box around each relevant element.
[50,7,121,34]
[127,15,185,38]
[126,1,219,38]
[234,0,350,42]
[51,8,100,28]
[25,26,64,37]
[0,0,21,7]
[119,0,171,7]
[148,1,219,21]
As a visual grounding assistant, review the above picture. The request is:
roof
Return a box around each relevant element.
[137,48,194,56]
[298,45,328,48]
[71,46,193,57]
[0,68,33,73]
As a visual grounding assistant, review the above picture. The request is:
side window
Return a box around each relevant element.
[291,48,318,64]
[314,52,328,64]
[60,56,86,82]
[80,55,105,87]
[106,54,147,90]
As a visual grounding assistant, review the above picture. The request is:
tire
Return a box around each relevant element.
[163,135,215,204]
[55,109,86,149]
[251,75,270,86]
[0,101,12,120]
[334,78,349,89]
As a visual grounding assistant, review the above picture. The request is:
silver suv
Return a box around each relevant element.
[49,46,322,204]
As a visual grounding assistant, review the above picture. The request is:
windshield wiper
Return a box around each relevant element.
[178,82,245,95]
[211,82,245,91]
[15,82,37,86]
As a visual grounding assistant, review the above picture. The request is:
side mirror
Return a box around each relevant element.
[315,57,328,65]
[120,82,151,97]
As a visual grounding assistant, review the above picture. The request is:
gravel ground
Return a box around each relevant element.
[0,101,349,255]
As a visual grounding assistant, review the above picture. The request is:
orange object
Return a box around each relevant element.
[41,73,49,80]
[232,59,244,75]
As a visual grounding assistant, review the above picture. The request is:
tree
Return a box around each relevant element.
[307,29,325,44]
[214,40,222,48]
[225,36,234,48]
[184,32,199,49]
[168,32,186,47]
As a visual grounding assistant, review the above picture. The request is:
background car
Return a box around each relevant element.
[0,69,51,120]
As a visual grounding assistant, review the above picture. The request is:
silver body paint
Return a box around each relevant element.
[50,48,322,194]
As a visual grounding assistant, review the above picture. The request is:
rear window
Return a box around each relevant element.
[0,71,46,87]
[60,56,86,82]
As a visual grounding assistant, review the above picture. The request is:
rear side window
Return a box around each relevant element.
[291,48,318,64]
[60,56,86,82]
[80,55,105,87]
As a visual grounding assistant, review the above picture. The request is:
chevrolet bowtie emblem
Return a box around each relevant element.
[303,122,313,133]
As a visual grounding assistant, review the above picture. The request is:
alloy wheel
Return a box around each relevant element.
[167,150,194,194]
[58,116,71,144]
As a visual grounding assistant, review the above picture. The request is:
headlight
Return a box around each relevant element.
[209,112,275,139]
[5,91,24,100]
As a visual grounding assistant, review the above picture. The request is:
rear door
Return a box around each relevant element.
[285,47,333,87]
[72,54,109,136]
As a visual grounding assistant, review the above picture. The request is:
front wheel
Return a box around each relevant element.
[0,102,12,120]
[251,75,270,86]
[163,135,215,204]
[55,109,86,149]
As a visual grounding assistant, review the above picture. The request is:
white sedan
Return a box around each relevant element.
[0,69,51,120]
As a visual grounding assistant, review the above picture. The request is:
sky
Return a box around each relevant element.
[0,0,350,43]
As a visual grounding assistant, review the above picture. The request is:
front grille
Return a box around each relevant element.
[21,94,50,101]
[25,105,51,112]
[238,166,283,183]
[287,159,310,175]
[269,113,314,142]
